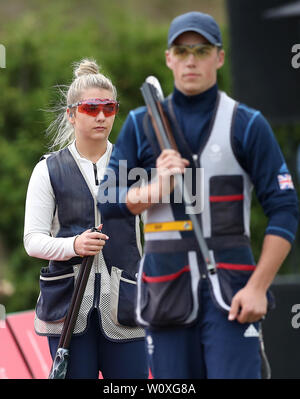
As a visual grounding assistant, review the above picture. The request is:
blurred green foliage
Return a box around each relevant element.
[0,1,299,313]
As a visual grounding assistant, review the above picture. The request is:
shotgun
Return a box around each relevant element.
[140,76,216,275]
[48,227,100,379]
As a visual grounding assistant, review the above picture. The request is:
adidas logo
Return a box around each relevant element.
[243,324,259,338]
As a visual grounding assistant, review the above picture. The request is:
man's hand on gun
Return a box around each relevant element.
[154,149,190,199]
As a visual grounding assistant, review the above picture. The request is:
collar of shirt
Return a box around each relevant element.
[71,140,112,166]
[170,84,218,154]
[69,141,112,193]
[172,83,218,111]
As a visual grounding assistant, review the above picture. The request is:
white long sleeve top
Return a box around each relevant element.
[23,141,113,261]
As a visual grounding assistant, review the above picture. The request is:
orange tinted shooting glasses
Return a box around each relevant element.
[68,98,119,117]
[170,43,217,59]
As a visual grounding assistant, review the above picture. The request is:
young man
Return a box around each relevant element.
[98,12,299,378]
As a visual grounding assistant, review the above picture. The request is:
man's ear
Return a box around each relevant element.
[216,49,225,70]
[165,49,173,70]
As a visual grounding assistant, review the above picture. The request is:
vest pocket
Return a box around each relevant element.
[210,175,244,236]
[215,266,255,308]
[35,266,75,322]
[139,253,194,328]
[208,247,275,312]
[209,264,275,311]
[110,266,138,327]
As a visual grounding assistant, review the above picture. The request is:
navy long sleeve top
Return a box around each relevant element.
[98,84,299,244]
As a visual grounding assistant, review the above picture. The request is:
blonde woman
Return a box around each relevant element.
[24,59,147,379]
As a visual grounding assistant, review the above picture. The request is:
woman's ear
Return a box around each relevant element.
[67,108,75,124]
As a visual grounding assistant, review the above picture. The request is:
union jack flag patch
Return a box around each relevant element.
[278,174,294,190]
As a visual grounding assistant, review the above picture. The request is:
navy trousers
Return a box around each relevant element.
[48,309,148,379]
[146,279,261,379]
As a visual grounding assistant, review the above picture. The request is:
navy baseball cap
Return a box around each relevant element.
[168,11,222,48]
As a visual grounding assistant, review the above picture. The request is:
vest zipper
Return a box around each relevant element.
[93,163,99,185]
[93,273,101,308]
[93,201,101,308]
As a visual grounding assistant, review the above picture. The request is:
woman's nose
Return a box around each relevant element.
[96,110,106,120]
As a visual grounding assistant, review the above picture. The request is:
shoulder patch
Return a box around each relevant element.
[278,173,294,190]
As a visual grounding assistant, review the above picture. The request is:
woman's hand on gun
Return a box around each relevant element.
[74,224,109,256]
